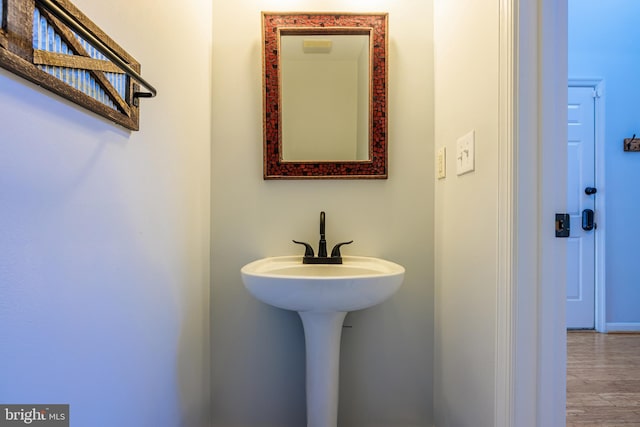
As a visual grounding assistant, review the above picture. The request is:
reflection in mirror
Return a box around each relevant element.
[281,34,370,161]
[262,12,388,179]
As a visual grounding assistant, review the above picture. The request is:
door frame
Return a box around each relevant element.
[533,2,568,425]
[568,79,607,332]
[497,1,569,426]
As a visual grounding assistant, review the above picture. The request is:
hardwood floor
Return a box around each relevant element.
[567,331,640,426]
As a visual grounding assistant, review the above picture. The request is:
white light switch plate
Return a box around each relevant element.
[436,147,446,179]
[456,130,475,176]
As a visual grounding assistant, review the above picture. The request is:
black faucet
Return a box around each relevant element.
[293,211,353,264]
[318,211,327,257]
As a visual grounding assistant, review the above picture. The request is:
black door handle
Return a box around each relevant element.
[582,209,595,231]
[585,187,597,195]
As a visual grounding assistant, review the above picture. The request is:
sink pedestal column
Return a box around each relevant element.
[298,311,348,427]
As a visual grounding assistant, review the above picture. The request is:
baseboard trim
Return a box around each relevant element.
[606,322,640,332]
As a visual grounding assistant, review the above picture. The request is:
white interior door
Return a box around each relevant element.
[566,86,596,329]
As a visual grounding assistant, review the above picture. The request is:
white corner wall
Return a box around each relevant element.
[0,1,211,426]
[433,0,500,425]
[211,1,434,426]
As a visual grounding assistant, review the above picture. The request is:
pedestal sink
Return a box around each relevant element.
[241,255,405,427]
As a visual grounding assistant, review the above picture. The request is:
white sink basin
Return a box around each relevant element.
[241,255,405,313]
[241,254,405,427]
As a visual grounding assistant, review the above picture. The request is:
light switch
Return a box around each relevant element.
[436,147,446,179]
[456,130,475,176]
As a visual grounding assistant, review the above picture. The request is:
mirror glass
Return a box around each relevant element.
[262,13,388,179]
[280,34,370,161]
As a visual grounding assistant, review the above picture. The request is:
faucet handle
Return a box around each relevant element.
[293,240,315,257]
[330,241,353,258]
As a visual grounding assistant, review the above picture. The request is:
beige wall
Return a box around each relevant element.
[433,0,500,425]
[211,0,435,425]
[0,0,211,425]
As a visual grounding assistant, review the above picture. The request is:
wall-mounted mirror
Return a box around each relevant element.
[262,12,388,179]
